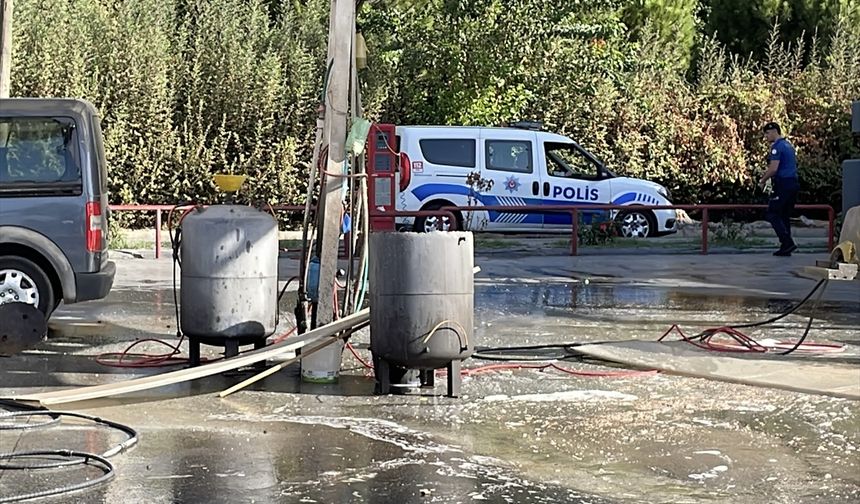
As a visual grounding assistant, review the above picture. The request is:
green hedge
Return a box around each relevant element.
[11,0,860,212]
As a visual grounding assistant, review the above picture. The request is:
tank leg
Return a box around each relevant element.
[376,357,391,395]
[446,360,461,398]
[224,339,239,359]
[188,339,201,367]
[252,338,267,370]
[420,369,435,389]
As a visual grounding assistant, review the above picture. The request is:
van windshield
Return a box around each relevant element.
[0,117,82,195]
[545,142,613,181]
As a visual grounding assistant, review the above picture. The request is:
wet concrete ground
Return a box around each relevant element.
[1,251,859,503]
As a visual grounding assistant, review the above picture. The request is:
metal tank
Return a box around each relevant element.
[369,231,474,397]
[845,101,860,214]
[180,205,278,362]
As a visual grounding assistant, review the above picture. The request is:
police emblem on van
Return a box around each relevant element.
[504,175,521,193]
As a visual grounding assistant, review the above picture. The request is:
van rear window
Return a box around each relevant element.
[0,117,82,196]
[419,139,476,168]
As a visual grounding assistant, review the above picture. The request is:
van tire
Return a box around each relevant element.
[414,202,462,233]
[0,256,56,318]
[616,209,657,238]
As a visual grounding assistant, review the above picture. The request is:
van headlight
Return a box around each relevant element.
[657,186,671,201]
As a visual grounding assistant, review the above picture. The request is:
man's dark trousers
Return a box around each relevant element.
[766,178,799,250]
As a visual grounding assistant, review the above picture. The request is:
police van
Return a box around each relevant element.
[395,122,677,238]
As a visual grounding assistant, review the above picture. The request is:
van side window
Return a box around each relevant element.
[0,117,82,195]
[486,140,532,174]
[419,139,476,168]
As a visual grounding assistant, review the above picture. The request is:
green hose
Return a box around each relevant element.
[353,256,368,313]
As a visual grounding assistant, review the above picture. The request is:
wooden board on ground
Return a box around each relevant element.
[6,309,369,406]
[575,341,860,400]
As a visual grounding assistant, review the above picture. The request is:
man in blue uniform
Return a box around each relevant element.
[759,122,799,256]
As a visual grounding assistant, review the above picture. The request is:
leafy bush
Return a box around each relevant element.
[578,218,619,246]
[11,0,859,222]
[13,0,328,219]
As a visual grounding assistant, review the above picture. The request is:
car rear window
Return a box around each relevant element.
[419,139,476,168]
[0,116,82,196]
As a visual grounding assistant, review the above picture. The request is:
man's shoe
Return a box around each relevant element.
[773,244,798,257]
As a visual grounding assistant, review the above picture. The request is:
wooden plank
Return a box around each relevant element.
[7,309,369,406]
[218,329,347,398]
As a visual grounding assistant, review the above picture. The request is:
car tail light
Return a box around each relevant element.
[399,152,411,192]
[86,201,104,252]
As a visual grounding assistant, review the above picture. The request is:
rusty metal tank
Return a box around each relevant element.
[180,205,278,340]
[369,231,474,370]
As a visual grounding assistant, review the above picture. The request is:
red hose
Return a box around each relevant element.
[659,324,845,354]
[346,342,374,370]
[95,336,207,368]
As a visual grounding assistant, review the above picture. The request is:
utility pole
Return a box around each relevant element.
[312,0,355,331]
[0,0,12,98]
[301,0,356,381]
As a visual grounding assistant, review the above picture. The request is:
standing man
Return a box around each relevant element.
[759,122,800,256]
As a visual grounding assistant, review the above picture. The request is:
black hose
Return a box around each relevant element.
[0,400,59,430]
[673,279,829,344]
[278,277,298,305]
[0,450,115,503]
[729,278,828,330]
[0,410,138,459]
[472,279,831,360]
[167,202,202,339]
[273,277,299,332]
[0,402,139,503]
[778,280,829,355]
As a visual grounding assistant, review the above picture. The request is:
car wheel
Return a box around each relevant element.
[414,203,461,233]
[0,256,56,317]
[617,209,656,239]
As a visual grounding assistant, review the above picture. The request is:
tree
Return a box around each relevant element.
[702,0,860,58]
[622,0,700,69]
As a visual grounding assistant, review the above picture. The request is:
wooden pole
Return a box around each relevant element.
[312,0,355,330]
[0,0,12,98]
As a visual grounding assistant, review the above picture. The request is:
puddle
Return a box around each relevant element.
[3,277,859,503]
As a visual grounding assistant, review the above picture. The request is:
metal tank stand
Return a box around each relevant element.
[375,358,463,398]
[186,336,267,367]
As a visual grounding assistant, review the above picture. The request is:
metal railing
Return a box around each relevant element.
[110,203,835,258]
[109,204,305,259]
[436,204,835,256]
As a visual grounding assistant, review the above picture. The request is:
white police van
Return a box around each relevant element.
[396,123,677,238]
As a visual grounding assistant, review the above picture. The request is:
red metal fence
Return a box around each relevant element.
[437,204,835,256]
[111,203,835,258]
[109,204,305,259]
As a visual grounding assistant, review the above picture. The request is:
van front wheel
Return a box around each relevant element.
[616,209,656,238]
